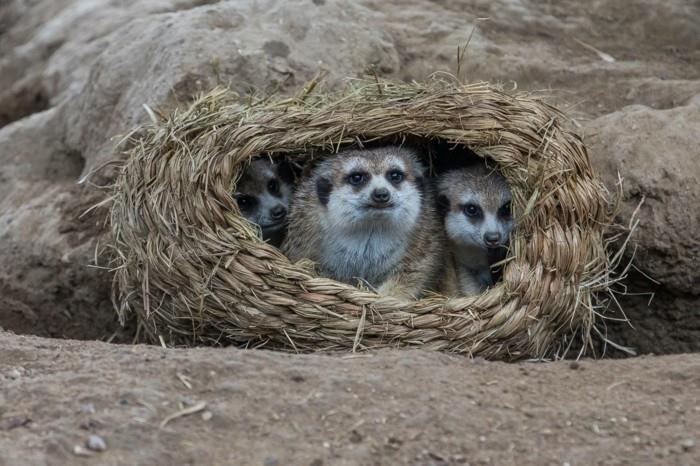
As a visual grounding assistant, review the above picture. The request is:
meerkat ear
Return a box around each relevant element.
[316,177,333,206]
[436,194,450,217]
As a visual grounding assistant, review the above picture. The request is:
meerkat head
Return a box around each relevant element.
[313,146,425,234]
[437,163,513,251]
[233,158,293,242]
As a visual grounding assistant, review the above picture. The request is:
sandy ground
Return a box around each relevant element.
[1,333,698,466]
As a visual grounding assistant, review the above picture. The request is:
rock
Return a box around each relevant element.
[0,415,31,431]
[72,445,93,457]
[681,439,696,451]
[585,99,700,295]
[583,99,700,355]
[86,434,107,452]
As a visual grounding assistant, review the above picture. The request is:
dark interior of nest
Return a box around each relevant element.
[229,136,515,300]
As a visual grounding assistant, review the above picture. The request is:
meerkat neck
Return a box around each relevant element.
[319,224,412,287]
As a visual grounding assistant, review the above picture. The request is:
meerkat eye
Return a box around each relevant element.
[236,195,257,211]
[387,169,405,184]
[463,203,482,218]
[347,171,368,186]
[267,178,279,194]
[499,201,512,219]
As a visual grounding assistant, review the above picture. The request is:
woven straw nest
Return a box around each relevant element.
[107,78,617,360]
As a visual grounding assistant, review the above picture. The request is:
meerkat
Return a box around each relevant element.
[281,146,443,300]
[233,158,294,247]
[437,163,513,296]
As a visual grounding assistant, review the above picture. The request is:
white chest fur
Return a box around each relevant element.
[319,228,409,287]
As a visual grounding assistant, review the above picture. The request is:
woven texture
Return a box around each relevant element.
[108,79,613,360]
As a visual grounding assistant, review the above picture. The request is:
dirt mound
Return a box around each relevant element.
[584,100,700,356]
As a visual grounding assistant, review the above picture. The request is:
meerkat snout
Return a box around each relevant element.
[484,231,501,246]
[437,163,513,296]
[282,146,443,300]
[233,158,294,247]
[370,186,391,205]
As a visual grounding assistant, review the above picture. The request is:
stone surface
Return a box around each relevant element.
[584,101,700,355]
[586,100,700,295]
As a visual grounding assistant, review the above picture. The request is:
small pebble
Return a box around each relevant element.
[201,411,213,421]
[73,445,93,457]
[681,439,696,451]
[79,418,104,430]
[80,403,96,414]
[569,361,580,370]
[0,415,31,431]
[349,429,363,443]
[87,434,107,452]
[7,369,22,380]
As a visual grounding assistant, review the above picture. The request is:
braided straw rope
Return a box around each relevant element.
[107,78,614,360]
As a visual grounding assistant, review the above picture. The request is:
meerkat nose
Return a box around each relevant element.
[371,187,391,204]
[484,232,501,246]
[270,205,287,220]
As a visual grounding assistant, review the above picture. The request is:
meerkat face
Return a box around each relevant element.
[314,147,425,234]
[438,165,513,251]
[233,158,293,240]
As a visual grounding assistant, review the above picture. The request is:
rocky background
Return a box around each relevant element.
[1,0,699,464]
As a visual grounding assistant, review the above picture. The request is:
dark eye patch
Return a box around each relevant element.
[236,195,258,212]
[316,177,333,206]
[463,203,482,218]
[386,169,405,184]
[498,201,512,219]
[346,171,369,186]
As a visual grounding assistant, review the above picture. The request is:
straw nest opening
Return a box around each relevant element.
[106,78,615,360]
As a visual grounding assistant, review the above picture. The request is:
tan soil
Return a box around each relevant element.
[1,333,699,466]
